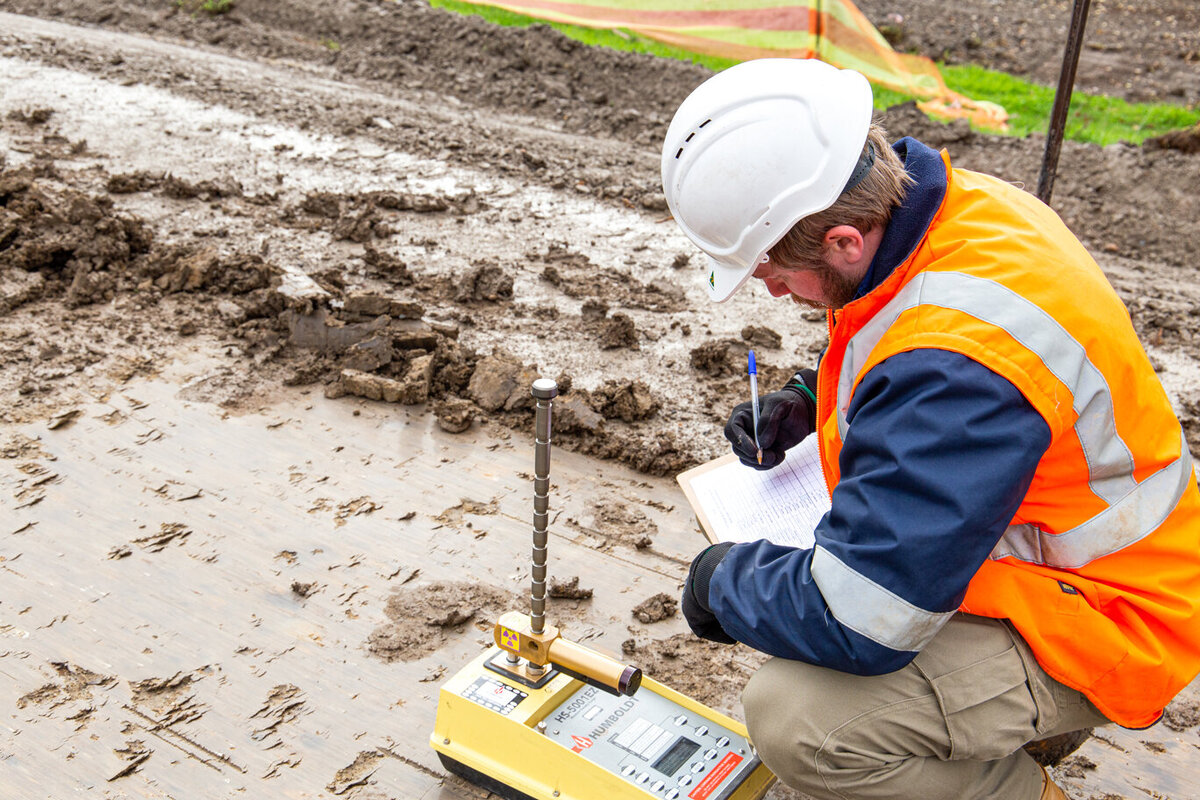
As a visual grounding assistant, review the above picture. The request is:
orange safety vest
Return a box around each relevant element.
[815,152,1200,727]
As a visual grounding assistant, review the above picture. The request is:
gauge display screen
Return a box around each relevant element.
[652,736,700,776]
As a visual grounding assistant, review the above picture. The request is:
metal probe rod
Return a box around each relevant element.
[490,377,644,696]
[530,378,559,636]
[1037,0,1093,205]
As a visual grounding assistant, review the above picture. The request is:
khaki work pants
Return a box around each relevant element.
[742,614,1112,800]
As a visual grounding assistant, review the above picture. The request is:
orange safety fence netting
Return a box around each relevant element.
[449,0,1007,129]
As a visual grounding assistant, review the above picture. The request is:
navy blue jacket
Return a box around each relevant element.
[707,139,1052,673]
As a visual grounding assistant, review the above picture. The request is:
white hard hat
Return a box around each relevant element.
[661,58,874,302]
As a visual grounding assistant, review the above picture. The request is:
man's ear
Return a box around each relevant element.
[823,225,866,265]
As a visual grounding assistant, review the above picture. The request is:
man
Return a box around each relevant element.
[661,58,1200,800]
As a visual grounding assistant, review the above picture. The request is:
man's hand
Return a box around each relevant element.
[681,542,736,645]
[724,369,817,469]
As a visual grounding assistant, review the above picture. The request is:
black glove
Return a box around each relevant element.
[724,368,817,470]
[681,542,736,645]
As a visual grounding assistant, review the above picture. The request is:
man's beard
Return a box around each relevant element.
[788,262,861,310]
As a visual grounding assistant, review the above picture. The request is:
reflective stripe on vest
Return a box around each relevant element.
[811,545,955,652]
[833,270,1194,573]
[838,271,1135,502]
[994,431,1196,568]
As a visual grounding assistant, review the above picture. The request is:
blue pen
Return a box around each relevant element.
[748,350,762,465]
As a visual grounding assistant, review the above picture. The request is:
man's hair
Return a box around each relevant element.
[767,123,914,268]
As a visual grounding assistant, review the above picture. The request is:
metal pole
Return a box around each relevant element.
[1037,0,1093,205]
[529,378,558,636]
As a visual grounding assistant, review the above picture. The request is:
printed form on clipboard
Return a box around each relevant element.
[676,435,831,548]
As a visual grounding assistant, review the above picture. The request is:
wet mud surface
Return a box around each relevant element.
[367,581,519,663]
[2,3,1199,799]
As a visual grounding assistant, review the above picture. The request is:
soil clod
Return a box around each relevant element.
[632,592,677,623]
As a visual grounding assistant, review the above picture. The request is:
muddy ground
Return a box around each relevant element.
[1,1,1199,799]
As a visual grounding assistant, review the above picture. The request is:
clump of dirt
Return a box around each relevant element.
[741,325,783,350]
[622,634,764,714]
[588,379,659,422]
[290,188,473,247]
[434,396,474,433]
[598,312,639,350]
[1,168,153,308]
[536,244,688,313]
[128,671,196,703]
[631,592,677,623]
[548,576,593,600]
[299,191,342,219]
[361,245,413,287]
[141,246,277,296]
[581,299,608,321]
[105,170,162,194]
[6,107,54,126]
[0,161,293,408]
[290,580,319,598]
[463,352,539,413]
[366,581,518,663]
[454,260,514,304]
[161,173,243,201]
[316,311,476,407]
[1162,698,1200,731]
[564,427,695,476]
[1145,124,1200,154]
[689,338,747,378]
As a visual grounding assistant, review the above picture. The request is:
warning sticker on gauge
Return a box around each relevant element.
[688,752,743,800]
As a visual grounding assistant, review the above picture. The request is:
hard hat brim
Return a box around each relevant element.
[704,255,757,304]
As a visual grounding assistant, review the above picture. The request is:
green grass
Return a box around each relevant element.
[177,0,236,15]
[940,63,1199,144]
[431,0,1199,145]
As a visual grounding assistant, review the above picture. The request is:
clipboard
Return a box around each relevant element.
[676,435,831,548]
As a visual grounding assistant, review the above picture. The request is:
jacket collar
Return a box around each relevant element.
[854,137,947,299]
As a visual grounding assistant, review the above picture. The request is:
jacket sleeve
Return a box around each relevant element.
[706,348,1051,674]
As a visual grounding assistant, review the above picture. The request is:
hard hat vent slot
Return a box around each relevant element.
[675,125,708,160]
